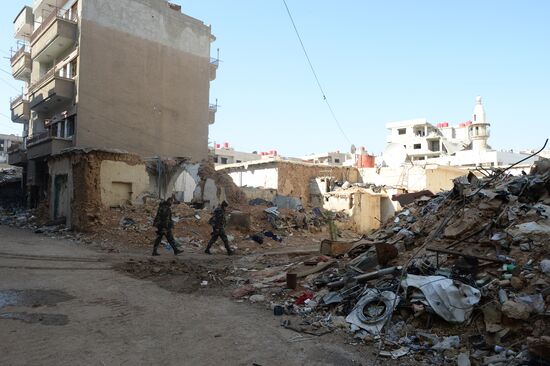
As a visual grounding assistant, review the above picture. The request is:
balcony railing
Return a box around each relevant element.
[8,143,22,153]
[10,45,29,64]
[210,57,219,67]
[31,7,77,45]
[29,68,55,93]
[27,131,50,146]
[209,103,218,112]
[10,94,26,106]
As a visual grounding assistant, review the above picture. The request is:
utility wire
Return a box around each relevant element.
[281,0,352,145]
[0,76,21,93]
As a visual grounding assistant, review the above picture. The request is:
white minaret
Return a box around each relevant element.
[470,96,490,151]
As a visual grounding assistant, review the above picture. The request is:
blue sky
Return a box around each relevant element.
[1,0,548,157]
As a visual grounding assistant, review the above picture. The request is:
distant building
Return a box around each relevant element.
[300,151,350,166]
[8,0,217,207]
[301,147,376,168]
[211,142,262,165]
[0,134,23,164]
[384,96,538,169]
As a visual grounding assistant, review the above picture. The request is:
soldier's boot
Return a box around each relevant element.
[204,241,214,255]
[171,244,183,256]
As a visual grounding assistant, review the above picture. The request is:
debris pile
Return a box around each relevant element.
[233,163,550,365]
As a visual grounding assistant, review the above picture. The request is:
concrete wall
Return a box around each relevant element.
[172,164,200,203]
[77,0,214,160]
[240,187,277,202]
[352,191,383,234]
[99,160,149,207]
[277,162,360,205]
[360,165,464,193]
[425,166,466,192]
[228,166,279,189]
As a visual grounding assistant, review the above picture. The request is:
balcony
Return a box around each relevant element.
[209,57,219,81]
[26,132,72,160]
[10,95,30,124]
[29,69,75,113]
[31,9,77,64]
[8,144,27,166]
[208,103,217,125]
[10,45,31,81]
[14,6,34,40]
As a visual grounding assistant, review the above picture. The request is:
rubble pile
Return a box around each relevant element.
[0,167,21,185]
[0,195,338,254]
[232,163,550,365]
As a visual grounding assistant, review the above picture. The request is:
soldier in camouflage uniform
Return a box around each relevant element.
[152,197,182,256]
[205,201,234,256]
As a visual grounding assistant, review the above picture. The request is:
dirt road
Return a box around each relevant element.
[0,226,372,366]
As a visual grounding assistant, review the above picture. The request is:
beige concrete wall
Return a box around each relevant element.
[352,192,382,234]
[99,160,149,207]
[425,166,466,192]
[76,0,213,160]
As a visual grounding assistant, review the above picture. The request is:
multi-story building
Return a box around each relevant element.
[0,134,23,165]
[8,0,217,207]
[384,96,539,169]
[211,142,262,165]
[300,151,350,166]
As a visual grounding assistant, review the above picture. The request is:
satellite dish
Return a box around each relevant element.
[350,144,356,154]
[383,143,408,168]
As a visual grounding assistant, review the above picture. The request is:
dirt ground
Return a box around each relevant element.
[0,225,390,366]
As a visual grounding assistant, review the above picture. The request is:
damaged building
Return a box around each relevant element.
[8,0,218,208]
[47,148,241,229]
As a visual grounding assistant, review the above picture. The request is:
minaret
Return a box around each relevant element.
[470,96,490,151]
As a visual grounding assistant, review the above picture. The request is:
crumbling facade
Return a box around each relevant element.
[8,0,218,207]
[46,149,241,230]
[219,160,360,206]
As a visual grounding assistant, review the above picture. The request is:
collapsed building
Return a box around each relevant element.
[45,148,242,230]
[217,158,469,234]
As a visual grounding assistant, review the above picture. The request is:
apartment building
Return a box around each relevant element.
[8,0,217,207]
[384,97,538,169]
[211,142,262,165]
[385,96,490,163]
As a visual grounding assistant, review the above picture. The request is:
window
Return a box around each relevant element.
[0,140,4,150]
[66,115,75,137]
[334,158,340,163]
[220,157,228,164]
[51,123,59,137]
[236,160,242,163]
[398,128,406,135]
[69,59,77,78]
[413,144,421,150]
[213,157,218,163]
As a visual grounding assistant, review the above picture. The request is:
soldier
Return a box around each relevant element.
[152,197,182,256]
[205,201,234,255]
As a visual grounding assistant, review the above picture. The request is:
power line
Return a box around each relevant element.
[281,0,352,145]
[0,76,22,93]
